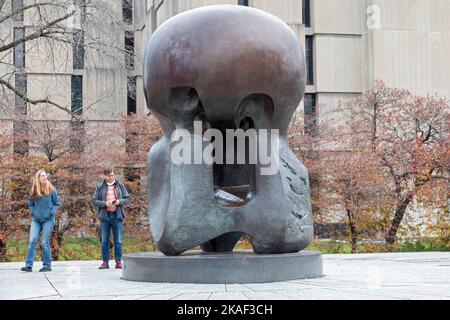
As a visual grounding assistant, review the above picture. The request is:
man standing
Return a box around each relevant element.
[93,168,130,269]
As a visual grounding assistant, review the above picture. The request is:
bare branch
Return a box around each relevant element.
[0,11,74,53]
[0,78,75,116]
[0,2,59,25]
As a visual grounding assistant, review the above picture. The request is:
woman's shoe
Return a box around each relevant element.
[39,267,52,272]
[21,266,32,272]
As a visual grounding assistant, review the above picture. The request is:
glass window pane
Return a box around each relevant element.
[70,120,85,152]
[127,76,136,114]
[304,93,316,134]
[125,31,135,70]
[71,75,83,115]
[12,0,24,21]
[302,0,311,28]
[13,27,25,68]
[305,36,314,85]
[15,72,27,113]
[123,0,133,23]
[73,31,85,69]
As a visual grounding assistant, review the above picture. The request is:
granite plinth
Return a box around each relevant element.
[122,250,323,284]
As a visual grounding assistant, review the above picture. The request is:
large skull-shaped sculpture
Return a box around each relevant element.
[144,5,313,256]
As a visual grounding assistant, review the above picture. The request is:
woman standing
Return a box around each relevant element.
[21,170,61,272]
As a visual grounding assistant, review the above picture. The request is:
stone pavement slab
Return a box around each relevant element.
[0,252,449,300]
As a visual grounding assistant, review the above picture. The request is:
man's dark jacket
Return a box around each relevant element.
[92,180,130,221]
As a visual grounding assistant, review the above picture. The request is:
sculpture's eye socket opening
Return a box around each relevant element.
[212,94,273,208]
[213,117,256,208]
[170,86,205,128]
[239,117,253,131]
[213,149,256,208]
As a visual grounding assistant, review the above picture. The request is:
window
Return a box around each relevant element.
[150,1,157,32]
[12,0,24,21]
[125,31,135,70]
[304,93,316,134]
[305,36,314,85]
[73,31,84,69]
[72,0,85,70]
[70,120,85,153]
[302,0,311,28]
[15,73,27,114]
[13,120,28,155]
[71,75,83,116]
[13,72,28,155]
[304,93,316,115]
[238,0,249,6]
[126,76,137,156]
[123,0,133,24]
[73,0,86,24]
[127,76,136,115]
[13,27,25,68]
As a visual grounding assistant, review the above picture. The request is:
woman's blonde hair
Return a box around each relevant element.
[31,169,54,200]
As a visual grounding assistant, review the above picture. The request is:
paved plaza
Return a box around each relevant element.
[1,252,449,300]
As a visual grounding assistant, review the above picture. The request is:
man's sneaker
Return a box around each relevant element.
[21,266,32,272]
[115,261,123,269]
[39,267,52,272]
[99,262,109,269]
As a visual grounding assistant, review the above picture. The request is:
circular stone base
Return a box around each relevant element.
[122,250,323,284]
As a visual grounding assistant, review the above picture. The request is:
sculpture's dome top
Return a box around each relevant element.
[144,5,306,130]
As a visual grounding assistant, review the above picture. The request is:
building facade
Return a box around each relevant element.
[137,0,450,129]
[1,0,449,144]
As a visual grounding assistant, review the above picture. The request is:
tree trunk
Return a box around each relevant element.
[51,229,60,261]
[385,194,413,250]
[0,237,7,261]
[347,209,357,254]
[350,226,357,254]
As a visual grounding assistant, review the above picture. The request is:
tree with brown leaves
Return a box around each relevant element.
[340,80,449,249]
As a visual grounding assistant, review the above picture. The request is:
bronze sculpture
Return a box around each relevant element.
[144,4,313,256]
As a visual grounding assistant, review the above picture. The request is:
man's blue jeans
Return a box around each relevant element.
[25,219,55,268]
[101,212,123,263]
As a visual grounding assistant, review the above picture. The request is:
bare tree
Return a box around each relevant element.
[0,0,136,117]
